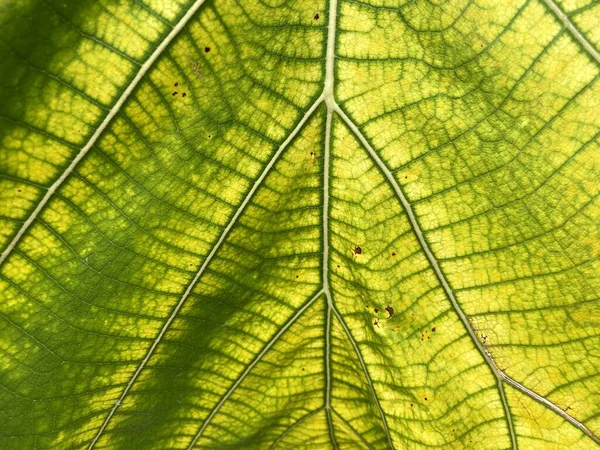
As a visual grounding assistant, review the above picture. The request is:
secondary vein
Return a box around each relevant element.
[88,94,324,448]
[0,0,210,270]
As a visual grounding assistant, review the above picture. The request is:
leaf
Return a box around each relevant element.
[0,0,599,448]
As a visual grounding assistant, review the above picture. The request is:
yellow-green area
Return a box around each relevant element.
[0,0,599,448]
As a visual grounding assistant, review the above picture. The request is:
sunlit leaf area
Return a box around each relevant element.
[0,0,599,448]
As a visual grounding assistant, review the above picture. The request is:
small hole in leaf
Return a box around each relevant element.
[385,306,394,318]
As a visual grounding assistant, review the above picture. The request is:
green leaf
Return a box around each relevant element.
[1,0,599,448]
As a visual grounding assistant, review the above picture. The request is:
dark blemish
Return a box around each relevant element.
[205,46,211,53]
[337,265,340,268]
[174,82,179,87]
[295,275,299,279]
[405,176,407,179]
[314,13,320,20]
[17,189,21,192]
[302,367,305,371]
[392,252,396,256]
[182,92,187,97]
[353,245,362,255]
[172,91,178,96]
[374,308,379,313]
[424,397,428,401]
[208,134,212,138]
[385,305,394,318]
[410,403,413,407]
[374,319,380,327]
[431,327,436,332]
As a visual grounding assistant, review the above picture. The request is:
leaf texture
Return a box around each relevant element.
[0,0,599,449]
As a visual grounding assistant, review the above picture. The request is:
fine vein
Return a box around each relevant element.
[89,96,324,448]
[0,0,209,269]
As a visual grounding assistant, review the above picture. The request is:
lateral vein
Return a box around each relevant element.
[331,306,395,450]
[187,290,324,449]
[334,101,600,447]
[541,0,600,64]
[0,0,212,269]
[332,102,518,449]
[269,408,324,450]
[88,95,324,448]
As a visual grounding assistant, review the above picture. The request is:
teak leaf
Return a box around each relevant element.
[1,0,599,448]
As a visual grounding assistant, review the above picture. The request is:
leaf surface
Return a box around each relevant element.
[0,0,599,448]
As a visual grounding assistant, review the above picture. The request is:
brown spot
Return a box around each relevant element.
[302,367,305,371]
[172,91,178,96]
[174,82,179,87]
[374,308,379,313]
[295,275,299,279]
[431,327,436,332]
[182,92,187,97]
[205,46,211,53]
[353,245,362,255]
[17,189,21,192]
[314,13,320,20]
[385,305,394,318]
[337,265,340,268]
[410,403,413,407]
[424,397,428,401]
[374,319,380,327]
[208,134,212,138]
[392,252,396,256]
